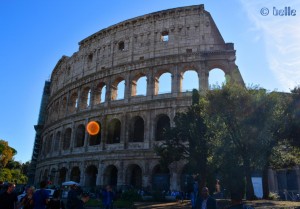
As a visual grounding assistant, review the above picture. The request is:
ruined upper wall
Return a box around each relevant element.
[50,4,230,95]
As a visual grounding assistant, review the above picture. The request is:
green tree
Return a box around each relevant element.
[154,89,212,188]
[205,84,282,200]
[0,140,17,168]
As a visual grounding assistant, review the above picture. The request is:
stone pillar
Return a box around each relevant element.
[118,161,125,186]
[171,65,181,96]
[124,74,130,102]
[96,162,103,186]
[80,163,85,186]
[84,118,89,150]
[69,121,76,152]
[146,70,154,98]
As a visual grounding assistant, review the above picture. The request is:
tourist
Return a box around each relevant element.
[0,182,18,209]
[19,186,35,209]
[33,181,50,209]
[102,185,114,209]
[47,189,65,209]
[195,187,217,209]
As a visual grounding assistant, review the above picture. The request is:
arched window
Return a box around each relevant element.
[130,116,144,142]
[158,72,172,94]
[89,121,101,146]
[54,131,61,151]
[107,119,121,144]
[136,76,147,96]
[63,128,72,150]
[70,167,80,183]
[111,78,125,101]
[80,87,91,109]
[209,68,226,89]
[94,83,106,104]
[75,124,85,147]
[182,70,199,92]
[156,114,170,141]
[69,92,78,113]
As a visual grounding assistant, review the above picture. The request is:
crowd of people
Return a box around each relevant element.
[0,179,253,209]
[0,180,116,209]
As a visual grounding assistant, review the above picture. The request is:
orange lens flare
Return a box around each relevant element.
[86,121,100,135]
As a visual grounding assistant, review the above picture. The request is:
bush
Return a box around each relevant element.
[120,189,142,202]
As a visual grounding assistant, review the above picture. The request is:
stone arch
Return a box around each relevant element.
[89,121,101,146]
[111,77,125,100]
[107,118,121,144]
[125,164,142,189]
[58,167,67,185]
[156,71,172,95]
[60,96,67,117]
[152,165,170,191]
[131,73,147,96]
[49,168,56,184]
[85,165,98,187]
[103,165,118,187]
[45,134,53,155]
[70,166,81,183]
[69,92,78,113]
[80,87,91,109]
[63,128,72,150]
[54,131,61,151]
[94,82,106,104]
[43,169,49,181]
[155,114,170,141]
[209,68,226,89]
[75,124,85,147]
[129,116,144,142]
[181,70,199,92]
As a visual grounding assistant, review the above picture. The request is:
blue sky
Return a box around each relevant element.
[0,0,299,163]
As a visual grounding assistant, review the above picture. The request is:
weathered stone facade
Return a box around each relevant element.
[33,4,244,191]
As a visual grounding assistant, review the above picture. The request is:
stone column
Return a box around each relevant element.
[118,162,125,187]
[69,121,75,152]
[80,163,85,186]
[124,74,130,102]
[146,70,155,99]
[96,162,103,186]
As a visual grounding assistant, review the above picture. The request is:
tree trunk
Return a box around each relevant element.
[262,165,270,199]
[244,159,255,200]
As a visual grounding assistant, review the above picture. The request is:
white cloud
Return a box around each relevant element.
[240,0,300,91]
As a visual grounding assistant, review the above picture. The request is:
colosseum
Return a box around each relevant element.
[29,4,244,192]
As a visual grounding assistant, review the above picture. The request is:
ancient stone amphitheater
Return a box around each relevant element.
[31,4,244,191]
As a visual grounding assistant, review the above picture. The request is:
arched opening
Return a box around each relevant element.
[69,92,78,113]
[54,131,61,151]
[80,87,91,109]
[75,124,85,147]
[126,164,142,189]
[118,41,125,51]
[70,167,81,183]
[58,167,67,185]
[85,165,98,188]
[117,80,125,100]
[152,165,170,191]
[63,128,72,150]
[156,114,170,141]
[209,68,226,89]
[158,72,172,94]
[182,70,199,92]
[94,82,106,104]
[136,76,147,96]
[107,119,121,144]
[129,116,144,142]
[89,121,101,146]
[103,165,118,187]
[43,169,49,181]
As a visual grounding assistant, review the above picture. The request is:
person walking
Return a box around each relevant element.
[102,185,114,209]
[47,190,65,209]
[0,183,18,209]
[195,187,217,209]
[19,186,35,209]
[33,181,50,209]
